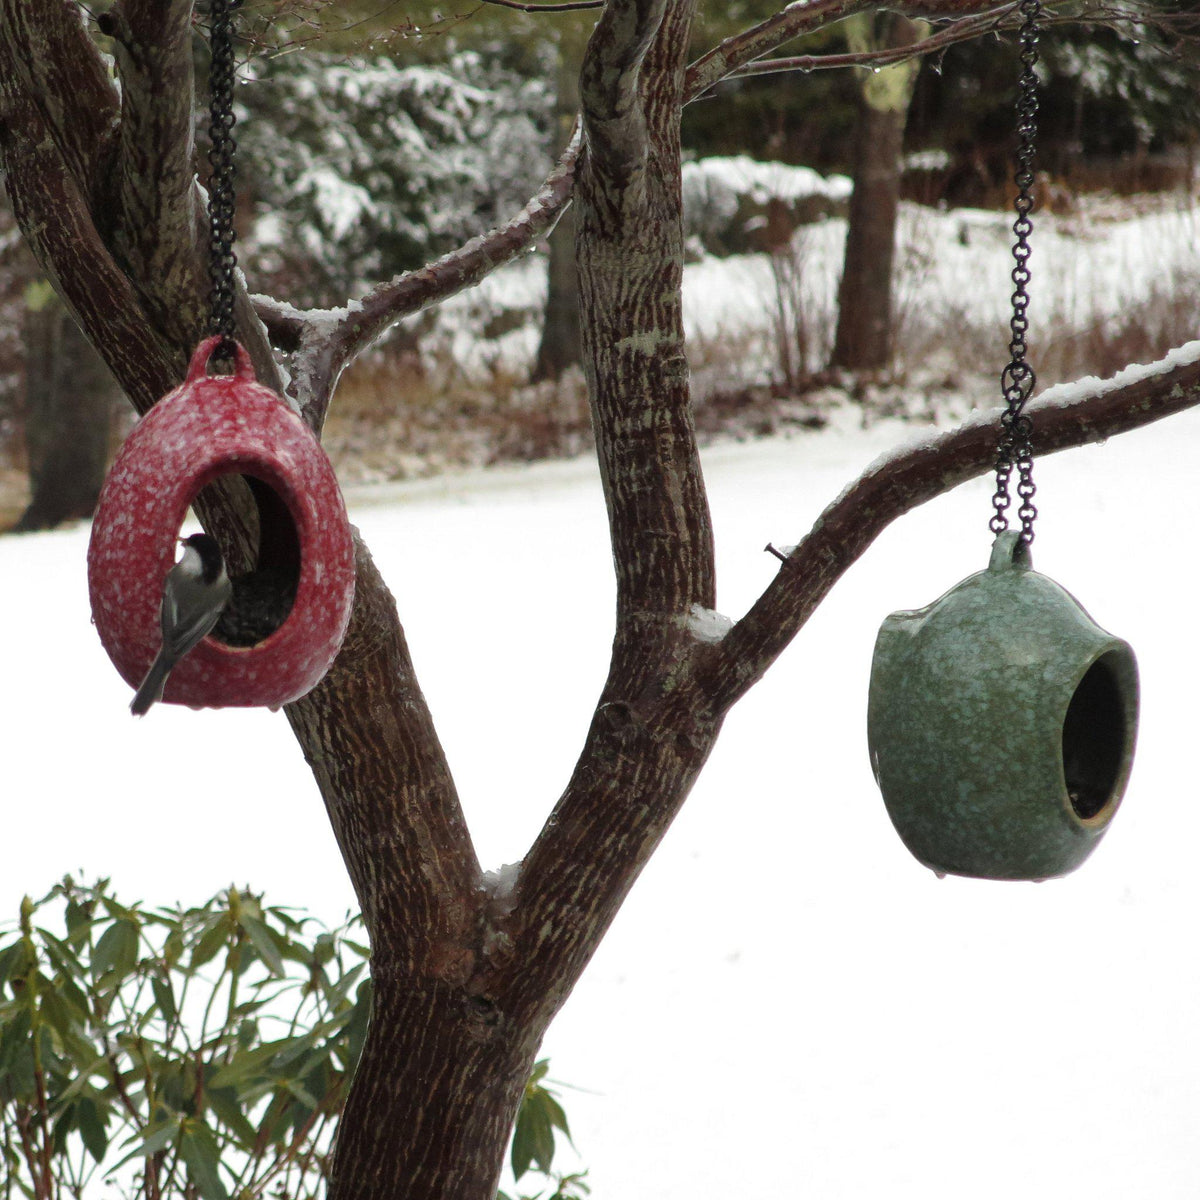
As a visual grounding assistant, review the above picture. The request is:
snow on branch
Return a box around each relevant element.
[704,343,1200,710]
[261,128,581,428]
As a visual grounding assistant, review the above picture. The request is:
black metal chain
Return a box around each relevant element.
[208,0,242,351]
[990,0,1042,544]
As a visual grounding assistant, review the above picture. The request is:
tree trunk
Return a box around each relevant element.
[328,978,541,1200]
[14,282,116,531]
[829,13,927,373]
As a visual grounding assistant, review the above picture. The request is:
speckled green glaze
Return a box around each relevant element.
[868,532,1139,881]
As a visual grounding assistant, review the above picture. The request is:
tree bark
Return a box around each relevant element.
[829,13,927,372]
[14,283,116,531]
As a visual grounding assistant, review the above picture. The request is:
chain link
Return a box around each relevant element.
[990,0,1041,544]
[207,0,242,350]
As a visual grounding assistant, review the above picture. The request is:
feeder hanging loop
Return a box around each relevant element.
[990,0,1042,545]
[208,0,241,351]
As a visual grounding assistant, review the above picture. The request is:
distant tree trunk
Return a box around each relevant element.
[14,283,116,531]
[533,207,582,382]
[532,18,589,383]
[829,14,928,373]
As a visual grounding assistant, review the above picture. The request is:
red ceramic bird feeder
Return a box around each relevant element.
[87,337,356,710]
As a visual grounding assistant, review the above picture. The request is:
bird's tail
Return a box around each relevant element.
[130,655,173,717]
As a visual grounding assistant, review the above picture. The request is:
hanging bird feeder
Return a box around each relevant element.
[86,0,355,711]
[88,338,356,710]
[868,532,1137,880]
[866,0,1138,880]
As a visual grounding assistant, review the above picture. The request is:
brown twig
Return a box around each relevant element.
[477,0,603,9]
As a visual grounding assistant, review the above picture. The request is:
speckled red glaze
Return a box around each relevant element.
[87,337,356,709]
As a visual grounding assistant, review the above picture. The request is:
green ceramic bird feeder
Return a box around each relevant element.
[868,533,1138,880]
[866,0,1139,881]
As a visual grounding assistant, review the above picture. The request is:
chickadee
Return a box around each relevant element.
[130,533,232,716]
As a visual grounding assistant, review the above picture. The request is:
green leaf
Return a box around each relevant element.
[151,973,177,1022]
[190,917,229,969]
[77,1095,109,1163]
[180,1122,230,1200]
[512,1092,556,1180]
[0,1007,33,1076]
[39,986,82,1042]
[0,940,29,987]
[110,1118,181,1171]
[64,899,93,947]
[281,1077,320,1110]
[205,1085,259,1149]
[92,919,139,982]
[206,1037,302,1089]
[542,1091,571,1141]
[238,916,285,978]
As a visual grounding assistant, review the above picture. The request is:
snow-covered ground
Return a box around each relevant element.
[3,387,1200,1196]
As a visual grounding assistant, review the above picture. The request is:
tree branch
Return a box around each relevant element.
[682,0,1094,99]
[277,127,582,431]
[477,0,604,9]
[0,40,178,410]
[98,0,212,351]
[502,344,1200,1031]
[707,345,1200,710]
[730,7,1008,78]
[724,4,1172,82]
[0,0,118,198]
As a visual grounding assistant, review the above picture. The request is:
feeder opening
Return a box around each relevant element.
[192,475,300,647]
[1062,651,1130,822]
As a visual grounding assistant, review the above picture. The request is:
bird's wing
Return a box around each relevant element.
[160,575,229,661]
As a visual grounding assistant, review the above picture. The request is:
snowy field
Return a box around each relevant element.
[3,385,1200,1196]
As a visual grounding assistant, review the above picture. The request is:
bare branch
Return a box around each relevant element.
[686,0,882,98]
[730,7,1008,79]
[273,126,581,430]
[724,3,1185,82]
[477,0,603,10]
[0,38,179,409]
[706,347,1200,710]
[0,0,118,194]
[682,0,1104,99]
